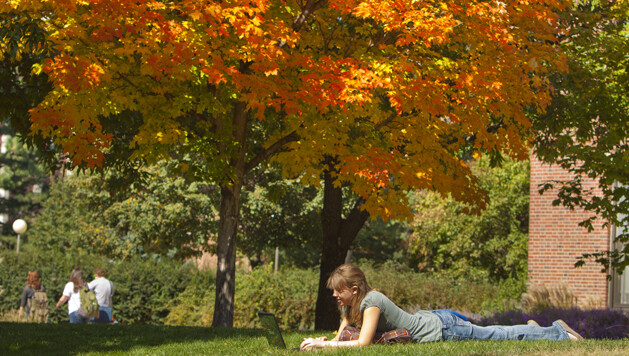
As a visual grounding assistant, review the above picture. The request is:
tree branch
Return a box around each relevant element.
[245,129,300,172]
[293,0,329,32]
[340,197,370,250]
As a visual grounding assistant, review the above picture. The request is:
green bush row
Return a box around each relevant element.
[0,250,207,324]
[1,251,516,328]
[166,261,519,330]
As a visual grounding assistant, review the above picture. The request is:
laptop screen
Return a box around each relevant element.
[258,312,287,349]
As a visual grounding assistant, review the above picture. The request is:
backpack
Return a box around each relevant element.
[28,288,49,323]
[79,288,99,319]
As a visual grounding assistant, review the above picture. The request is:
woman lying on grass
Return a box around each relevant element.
[300,263,583,350]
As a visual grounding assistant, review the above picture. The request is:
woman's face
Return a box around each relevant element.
[332,286,357,306]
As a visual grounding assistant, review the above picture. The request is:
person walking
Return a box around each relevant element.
[19,270,48,322]
[88,267,114,323]
[55,268,89,323]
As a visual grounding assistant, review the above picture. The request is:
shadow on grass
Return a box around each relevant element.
[0,321,265,355]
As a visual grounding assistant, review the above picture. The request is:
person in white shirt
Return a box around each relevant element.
[55,268,88,323]
[88,267,114,323]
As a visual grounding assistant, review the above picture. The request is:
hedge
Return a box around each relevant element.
[2,252,512,328]
[0,250,206,324]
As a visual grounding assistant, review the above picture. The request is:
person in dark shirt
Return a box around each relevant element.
[19,270,46,316]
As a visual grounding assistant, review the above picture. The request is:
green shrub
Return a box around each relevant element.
[361,261,511,315]
[406,157,529,284]
[0,250,200,324]
[164,265,318,330]
[164,269,216,327]
[0,250,105,323]
[234,265,318,330]
[2,251,517,327]
[106,258,199,324]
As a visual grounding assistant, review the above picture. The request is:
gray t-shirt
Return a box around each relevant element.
[87,277,113,307]
[360,290,443,342]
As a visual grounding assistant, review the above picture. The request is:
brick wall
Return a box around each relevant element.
[528,154,610,308]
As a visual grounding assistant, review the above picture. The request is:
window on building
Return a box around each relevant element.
[611,213,629,310]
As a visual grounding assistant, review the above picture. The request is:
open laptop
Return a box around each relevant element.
[258,312,301,351]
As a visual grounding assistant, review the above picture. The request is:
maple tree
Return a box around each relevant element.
[1,0,567,328]
[532,0,629,273]
[268,0,568,328]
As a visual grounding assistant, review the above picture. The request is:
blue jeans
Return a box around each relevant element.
[69,311,88,324]
[91,306,113,323]
[431,310,569,341]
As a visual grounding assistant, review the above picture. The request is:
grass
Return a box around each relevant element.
[1,322,628,356]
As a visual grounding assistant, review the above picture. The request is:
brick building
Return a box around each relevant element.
[528,154,629,311]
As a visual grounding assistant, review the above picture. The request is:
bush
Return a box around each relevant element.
[1,251,523,328]
[106,258,200,324]
[475,307,629,339]
[0,250,200,324]
[164,270,216,327]
[521,283,578,312]
[361,261,511,315]
[164,265,318,330]
[0,249,105,323]
[406,157,530,284]
[234,265,318,330]
[163,262,520,330]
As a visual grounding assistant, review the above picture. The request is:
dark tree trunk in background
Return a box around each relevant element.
[314,156,370,330]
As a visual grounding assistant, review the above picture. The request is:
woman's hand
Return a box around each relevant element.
[300,337,328,350]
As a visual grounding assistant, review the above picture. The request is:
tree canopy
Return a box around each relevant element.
[2,0,566,204]
[2,0,569,327]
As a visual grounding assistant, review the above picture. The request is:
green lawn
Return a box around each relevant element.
[1,322,628,355]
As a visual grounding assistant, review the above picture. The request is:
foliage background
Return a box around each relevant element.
[0,130,50,241]
[1,250,512,328]
[406,157,530,287]
[0,152,532,328]
[0,250,205,324]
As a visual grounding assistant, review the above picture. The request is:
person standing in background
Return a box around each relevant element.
[19,270,47,320]
[88,267,114,323]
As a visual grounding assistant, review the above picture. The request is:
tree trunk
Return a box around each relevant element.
[212,101,248,328]
[212,185,242,327]
[314,158,370,330]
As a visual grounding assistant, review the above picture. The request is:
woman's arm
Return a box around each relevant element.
[307,317,349,344]
[301,307,380,350]
[331,317,350,341]
[355,307,380,346]
[19,286,29,309]
[56,295,69,309]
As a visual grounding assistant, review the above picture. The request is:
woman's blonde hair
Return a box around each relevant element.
[26,271,41,290]
[326,263,372,327]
